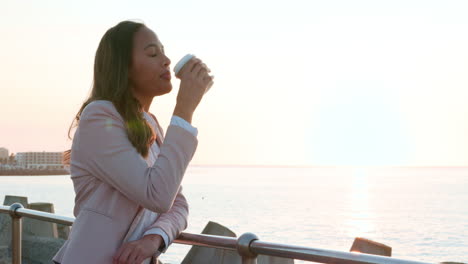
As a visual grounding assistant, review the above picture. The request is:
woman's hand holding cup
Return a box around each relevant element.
[173,55,214,123]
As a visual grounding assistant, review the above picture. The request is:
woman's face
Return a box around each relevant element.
[129,26,172,99]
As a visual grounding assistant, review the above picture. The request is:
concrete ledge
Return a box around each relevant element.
[350,237,392,256]
[181,221,294,264]
[22,235,66,264]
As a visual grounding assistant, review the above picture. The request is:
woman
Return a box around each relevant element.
[53,20,213,264]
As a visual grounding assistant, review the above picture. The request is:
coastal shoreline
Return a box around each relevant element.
[0,170,70,176]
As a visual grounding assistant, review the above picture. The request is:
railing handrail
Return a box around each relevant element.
[0,204,74,226]
[0,204,434,264]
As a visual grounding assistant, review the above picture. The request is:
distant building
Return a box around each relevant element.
[15,152,64,169]
[0,148,8,160]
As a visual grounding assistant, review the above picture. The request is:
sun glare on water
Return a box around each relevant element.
[345,168,375,238]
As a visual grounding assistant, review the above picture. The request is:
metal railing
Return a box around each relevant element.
[0,203,434,264]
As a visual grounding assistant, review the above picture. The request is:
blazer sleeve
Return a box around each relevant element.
[143,186,189,250]
[75,101,197,213]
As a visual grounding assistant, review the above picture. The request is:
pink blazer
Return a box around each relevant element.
[53,100,197,263]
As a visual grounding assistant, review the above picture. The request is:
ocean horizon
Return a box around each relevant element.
[1,166,467,263]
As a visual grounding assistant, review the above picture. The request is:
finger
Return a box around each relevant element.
[203,74,214,82]
[199,69,209,79]
[193,63,207,78]
[188,58,202,73]
[134,256,146,264]
[203,75,214,93]
[196,63,210,77]
[117,247,133,264]
[127,250,140,264]
[201,63,211,73]
[208,77,214,88]
[113,246,124,264]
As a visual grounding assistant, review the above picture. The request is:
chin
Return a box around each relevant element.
[154,84,172,96]
[163,84,173,94]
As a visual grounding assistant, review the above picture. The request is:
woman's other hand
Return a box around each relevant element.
[173,56,214,123]
[113,234,163,264]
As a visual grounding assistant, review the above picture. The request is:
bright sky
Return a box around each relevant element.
[1,0,468,166]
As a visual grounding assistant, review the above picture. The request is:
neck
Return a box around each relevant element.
[133,93,154,112]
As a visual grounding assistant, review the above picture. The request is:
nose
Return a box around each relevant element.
[164,54,171,67]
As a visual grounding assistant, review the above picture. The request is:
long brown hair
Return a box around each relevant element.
[64,21,155,165]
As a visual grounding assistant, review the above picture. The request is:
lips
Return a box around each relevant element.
[160,71,171,81]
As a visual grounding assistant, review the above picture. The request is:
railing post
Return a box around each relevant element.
[9,203,24,264]
[237,232,259,264]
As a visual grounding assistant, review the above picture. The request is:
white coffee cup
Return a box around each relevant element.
[174,54,213,94]
[173,54,195,76]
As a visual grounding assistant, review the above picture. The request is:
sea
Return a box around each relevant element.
[0,166,467,263]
